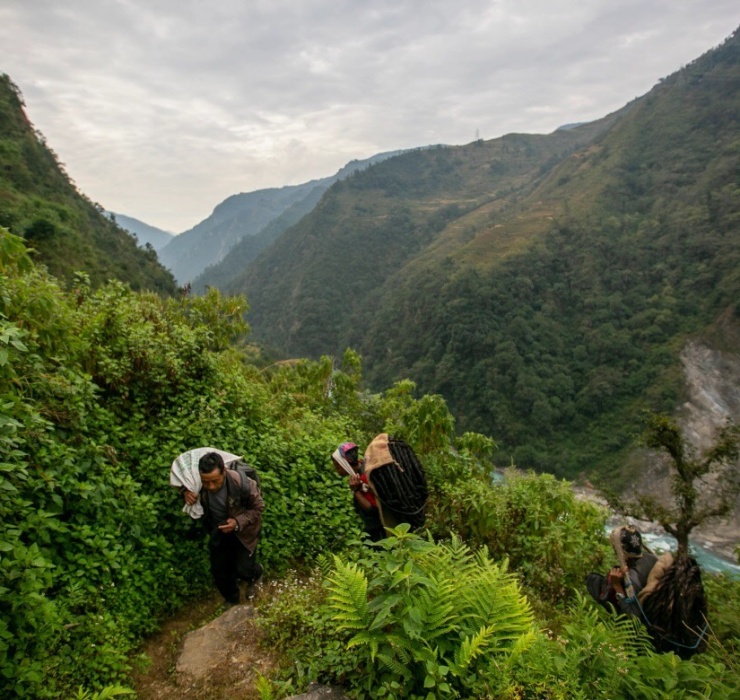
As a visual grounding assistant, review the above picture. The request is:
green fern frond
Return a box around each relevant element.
[384,631,418,664]
[315,552,335,577]
[450,624,496,676]
[506,628,538,663]
[376,652,413,681]
[417,578,457,640]
[348,630,382,660]
[326,557,369,630]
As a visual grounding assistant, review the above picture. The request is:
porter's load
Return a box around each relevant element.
[363,433,428,530]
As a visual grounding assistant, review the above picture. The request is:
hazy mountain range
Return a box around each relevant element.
[157,150,403,285]
[108,212,174,251]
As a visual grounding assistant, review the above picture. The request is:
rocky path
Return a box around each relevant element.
[130,583,346,700]
[130,588,277,700]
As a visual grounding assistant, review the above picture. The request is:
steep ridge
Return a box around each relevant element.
[190,181,328,293]
[159,179,331,284]
[230,115,621,358]
[0,75,177,294]
[160,150,402,284]
[230,28,740,482]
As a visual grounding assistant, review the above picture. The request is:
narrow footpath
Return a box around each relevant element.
[131,586,279,700]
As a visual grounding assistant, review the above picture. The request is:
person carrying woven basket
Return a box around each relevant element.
[331,441,385,542]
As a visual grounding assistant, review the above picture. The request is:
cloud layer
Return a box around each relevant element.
[2,0,737,232]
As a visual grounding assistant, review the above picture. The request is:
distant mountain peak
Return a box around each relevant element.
[107,212,174,251]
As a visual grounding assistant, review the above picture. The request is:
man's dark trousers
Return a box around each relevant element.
[209,531,262,604]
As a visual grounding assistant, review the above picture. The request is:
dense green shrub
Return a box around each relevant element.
[258,562,740,699]
[426,467,610,605]
[0,229,375,698]
[3,226,740,698]
[260,528,535,699]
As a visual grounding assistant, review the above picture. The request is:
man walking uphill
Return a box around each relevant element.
[182,451,265,605]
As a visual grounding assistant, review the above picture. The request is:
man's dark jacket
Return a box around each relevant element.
[201,470,264,554]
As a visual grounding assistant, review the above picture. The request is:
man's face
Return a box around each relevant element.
[201,467,225,492]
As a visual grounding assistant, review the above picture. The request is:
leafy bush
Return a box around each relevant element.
[427,468,611,605]
[259,575,740,699]
[0,229,375,697]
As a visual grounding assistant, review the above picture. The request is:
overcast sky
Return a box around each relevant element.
[2,1,737,233]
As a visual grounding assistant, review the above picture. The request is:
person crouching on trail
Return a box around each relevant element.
[331,441,385,542]
[186,451,265,605]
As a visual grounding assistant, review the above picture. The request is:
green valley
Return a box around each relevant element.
[227,29,740,484]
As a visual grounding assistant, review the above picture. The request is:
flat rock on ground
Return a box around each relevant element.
[132,590,280,700]
[176,604,257,678]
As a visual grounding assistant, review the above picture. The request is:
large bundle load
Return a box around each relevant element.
[363,433,428,530]
[609,526,708,659]
[638,552,708,659]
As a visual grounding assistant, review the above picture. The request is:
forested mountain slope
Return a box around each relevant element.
[229,114,623,351]
[229,28,740,482]
[0,75,177,293]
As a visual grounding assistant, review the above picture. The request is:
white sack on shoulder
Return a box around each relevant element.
[169,447,241,519]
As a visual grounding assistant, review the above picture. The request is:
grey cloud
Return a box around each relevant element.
[1,0,738,231]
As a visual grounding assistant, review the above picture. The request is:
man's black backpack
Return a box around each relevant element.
[227,458,261,500]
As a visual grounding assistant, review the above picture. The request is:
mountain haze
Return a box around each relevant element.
[110,211,174,250]
[0,75,177,294]
[225,28,740,482]
[160,150,402,285]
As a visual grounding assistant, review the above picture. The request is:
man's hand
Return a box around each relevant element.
[218,518,237,533]
[183,489,198,506]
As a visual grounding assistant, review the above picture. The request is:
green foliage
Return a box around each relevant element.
[320,528,535,698]
[259,533,740,698]
[704,574,740,662]
[482,594,740,699]
[0,229,373,698]
[427,468,611,605]
[257,568,359,692]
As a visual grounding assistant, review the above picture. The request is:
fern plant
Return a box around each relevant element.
[323,526,534,698]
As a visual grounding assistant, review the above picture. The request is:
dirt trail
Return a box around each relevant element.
[130,586,281,700]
